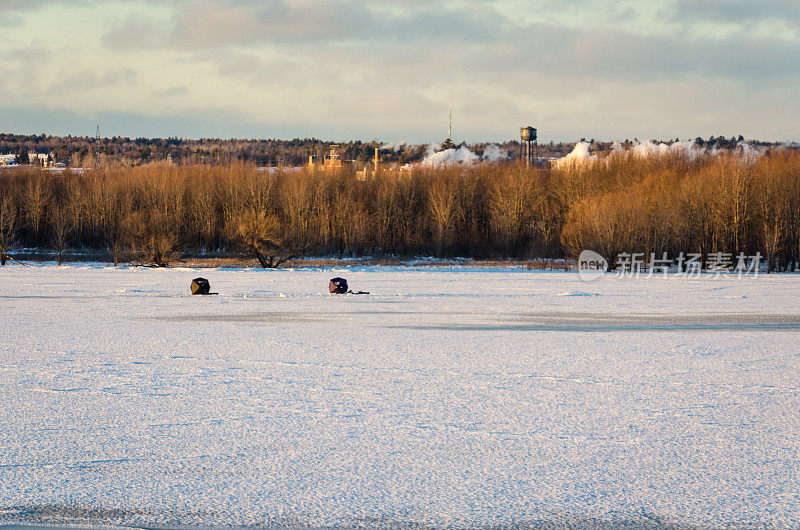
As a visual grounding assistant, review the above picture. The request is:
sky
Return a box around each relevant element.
[0,0,798,143]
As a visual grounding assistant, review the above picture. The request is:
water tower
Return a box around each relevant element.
[520,126,537,167]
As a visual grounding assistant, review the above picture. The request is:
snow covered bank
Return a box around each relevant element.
[1,266,799,528]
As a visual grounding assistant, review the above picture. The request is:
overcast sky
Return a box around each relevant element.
[1,0,798,142]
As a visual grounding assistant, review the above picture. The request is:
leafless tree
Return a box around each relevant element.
[0,198,18,266]
[227,209,297,268]
[427,175,456,257]
[22,176,51,238]
[123,210,180,267]
[48,204,73,266]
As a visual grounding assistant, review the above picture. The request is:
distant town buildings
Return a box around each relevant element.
[29,153,51,166]
[0,152,55,167]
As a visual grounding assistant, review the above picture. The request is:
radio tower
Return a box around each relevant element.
[448,110,452,141]
[442,111,456,150]
[94,125,101,167]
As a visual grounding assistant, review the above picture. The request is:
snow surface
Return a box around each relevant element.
[1,265,799,528]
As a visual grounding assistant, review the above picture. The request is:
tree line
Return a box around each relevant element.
[0,150,799,270]
[7,132,771,168]
[2,133,511,167]
[1,134,407,168]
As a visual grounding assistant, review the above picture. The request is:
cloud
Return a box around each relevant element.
[151,86,188,98]
[0,0,50,11]
[0,103,285,139]
[449,23,800,84]
[44,68,137,95]
[0,0,103,15]
[0,13,24,26]
[558,30,800,82]
[1,45,51,62]
[329,87,441,121]
[101,16,167,50]
[96,1,800,89]
[160,1,800,85]
[5,0,800,142]
[668,0,800,25]
[165,0,377,48]
[0,46,53,99]
[102,0,510,50]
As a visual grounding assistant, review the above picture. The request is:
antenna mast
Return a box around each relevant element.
[94,125,101,168]
[448,110,452,140]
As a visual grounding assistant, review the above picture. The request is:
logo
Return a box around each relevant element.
[578,250,608,281]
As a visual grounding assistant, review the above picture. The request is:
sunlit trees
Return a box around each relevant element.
[427,172,457,257]
[123,210,180,267]
[22,175,51,240]
[0,150,798,268]
[227,209,298,268]
[48,204,73,266]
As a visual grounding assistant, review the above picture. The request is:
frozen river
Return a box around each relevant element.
[1,265,799,528]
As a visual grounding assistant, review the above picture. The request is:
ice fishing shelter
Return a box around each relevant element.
[191,277,211,295]
[329,277,348,294]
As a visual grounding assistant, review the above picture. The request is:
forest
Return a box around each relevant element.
[1,132,773,168]
[0,133,510,167]
[1,149,799,271]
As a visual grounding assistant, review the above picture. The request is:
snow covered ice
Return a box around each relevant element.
[1,265,799,528]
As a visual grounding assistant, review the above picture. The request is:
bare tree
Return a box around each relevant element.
[48,204,73,266]
[0,198,18,266]
[22,176,51,238]
[427,175,456,257]
[278,171,316,248]
[488,169,538,256]
[123,210,180,267]
[227,209,297,268]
